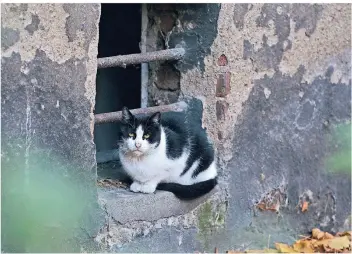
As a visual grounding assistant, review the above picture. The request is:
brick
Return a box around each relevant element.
[216,72,231,97]
[216,100,229,121]
[217,131,223,140]
[217,54,228,66]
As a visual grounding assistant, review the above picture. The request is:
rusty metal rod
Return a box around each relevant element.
[97,48,186,69]
[94,101,188,124]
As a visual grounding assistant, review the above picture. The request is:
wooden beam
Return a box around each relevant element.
[94,101,188,124]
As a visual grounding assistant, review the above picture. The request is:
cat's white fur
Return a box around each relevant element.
[119,125,217,194]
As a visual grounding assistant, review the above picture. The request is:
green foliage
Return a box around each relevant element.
[1,146,95,252]
[326,122,351,175]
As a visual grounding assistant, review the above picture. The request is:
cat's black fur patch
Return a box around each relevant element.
[156,177,217,200]
[161,112,215,178]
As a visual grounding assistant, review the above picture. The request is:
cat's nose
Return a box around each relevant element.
[135,143,141,148]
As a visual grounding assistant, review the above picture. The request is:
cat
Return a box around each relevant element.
[118,107,218,200]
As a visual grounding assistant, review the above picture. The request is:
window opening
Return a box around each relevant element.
[94,4,186,181]
[94,4,142,155]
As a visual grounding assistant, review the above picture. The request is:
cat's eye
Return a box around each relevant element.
[128,133,135,137]
[143,134,150,139]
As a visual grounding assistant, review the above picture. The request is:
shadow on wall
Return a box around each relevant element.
[94,4,141,152]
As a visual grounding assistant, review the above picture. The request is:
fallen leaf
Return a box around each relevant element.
[327,236,350,250]
[336,231,352,241]
[293,239,315,253]
[314,236,350,251]
[275,243,297,253]
[324,232,334,239]
[256,202,279,212]
[301,201,309,212]
[256,202,267,211]
[312,228,321,239]
[97,179,128,188]
[226,228,352,253]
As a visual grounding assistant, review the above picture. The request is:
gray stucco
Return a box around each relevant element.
[1,3,103,252]
[2,3,351,253]
[138,3,351,253]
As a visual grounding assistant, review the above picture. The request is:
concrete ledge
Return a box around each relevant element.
[98,186,217,224]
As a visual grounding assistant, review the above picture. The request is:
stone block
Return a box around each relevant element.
[98,186,217,224]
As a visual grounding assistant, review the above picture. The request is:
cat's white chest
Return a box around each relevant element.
[120,148,189,184]
[120,152,171,182]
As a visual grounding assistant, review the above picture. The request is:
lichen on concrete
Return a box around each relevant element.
[197,200,228,249]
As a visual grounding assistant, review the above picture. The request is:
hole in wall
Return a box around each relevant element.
[94,4,141,180]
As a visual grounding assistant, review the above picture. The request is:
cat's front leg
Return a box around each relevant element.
[130,181,143,193]
[139,181,158,194]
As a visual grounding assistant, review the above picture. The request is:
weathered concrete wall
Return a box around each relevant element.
[1,3,103,252]
[3,3,349,253]
[125,3,351,252]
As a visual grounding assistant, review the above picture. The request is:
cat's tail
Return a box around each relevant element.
[156,178,217,200]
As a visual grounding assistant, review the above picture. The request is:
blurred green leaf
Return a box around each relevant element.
[325,122,351,175]
[1,144,94,252]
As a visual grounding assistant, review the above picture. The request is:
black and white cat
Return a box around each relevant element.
[118,107,218,200]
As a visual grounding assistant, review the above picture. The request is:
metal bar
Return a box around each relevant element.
[94,101,188,124]
[140,4,149,108]
[97,48,186,69]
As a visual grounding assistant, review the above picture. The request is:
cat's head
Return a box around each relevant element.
[119,107,162,156]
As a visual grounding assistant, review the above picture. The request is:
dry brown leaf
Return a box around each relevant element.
[312,228,325,240]
[326,236,350,250]
[336,231,352,241]
[312,228,321,239]
[301,201,309,212]
[316,231,325,240]
[97,179,128,188]
[256,202,267,211]
[293,239,315,253]
[226,228,352,254]
[275,243,297,253]
[256,202,279,212]
[324,232,334,239]
[314,236,350,251]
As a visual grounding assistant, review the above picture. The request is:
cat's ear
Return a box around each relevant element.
[122,107,134,123]
[149,112,161,125]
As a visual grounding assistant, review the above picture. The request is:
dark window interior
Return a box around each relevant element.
[94,4,141,153]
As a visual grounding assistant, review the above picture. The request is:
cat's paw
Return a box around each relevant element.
[139,183,157,194]
[130,182,143,193]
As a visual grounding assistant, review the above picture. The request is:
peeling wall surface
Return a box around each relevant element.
[2,3,351,253]
[1,4,103,252]
[121,3,351,252]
